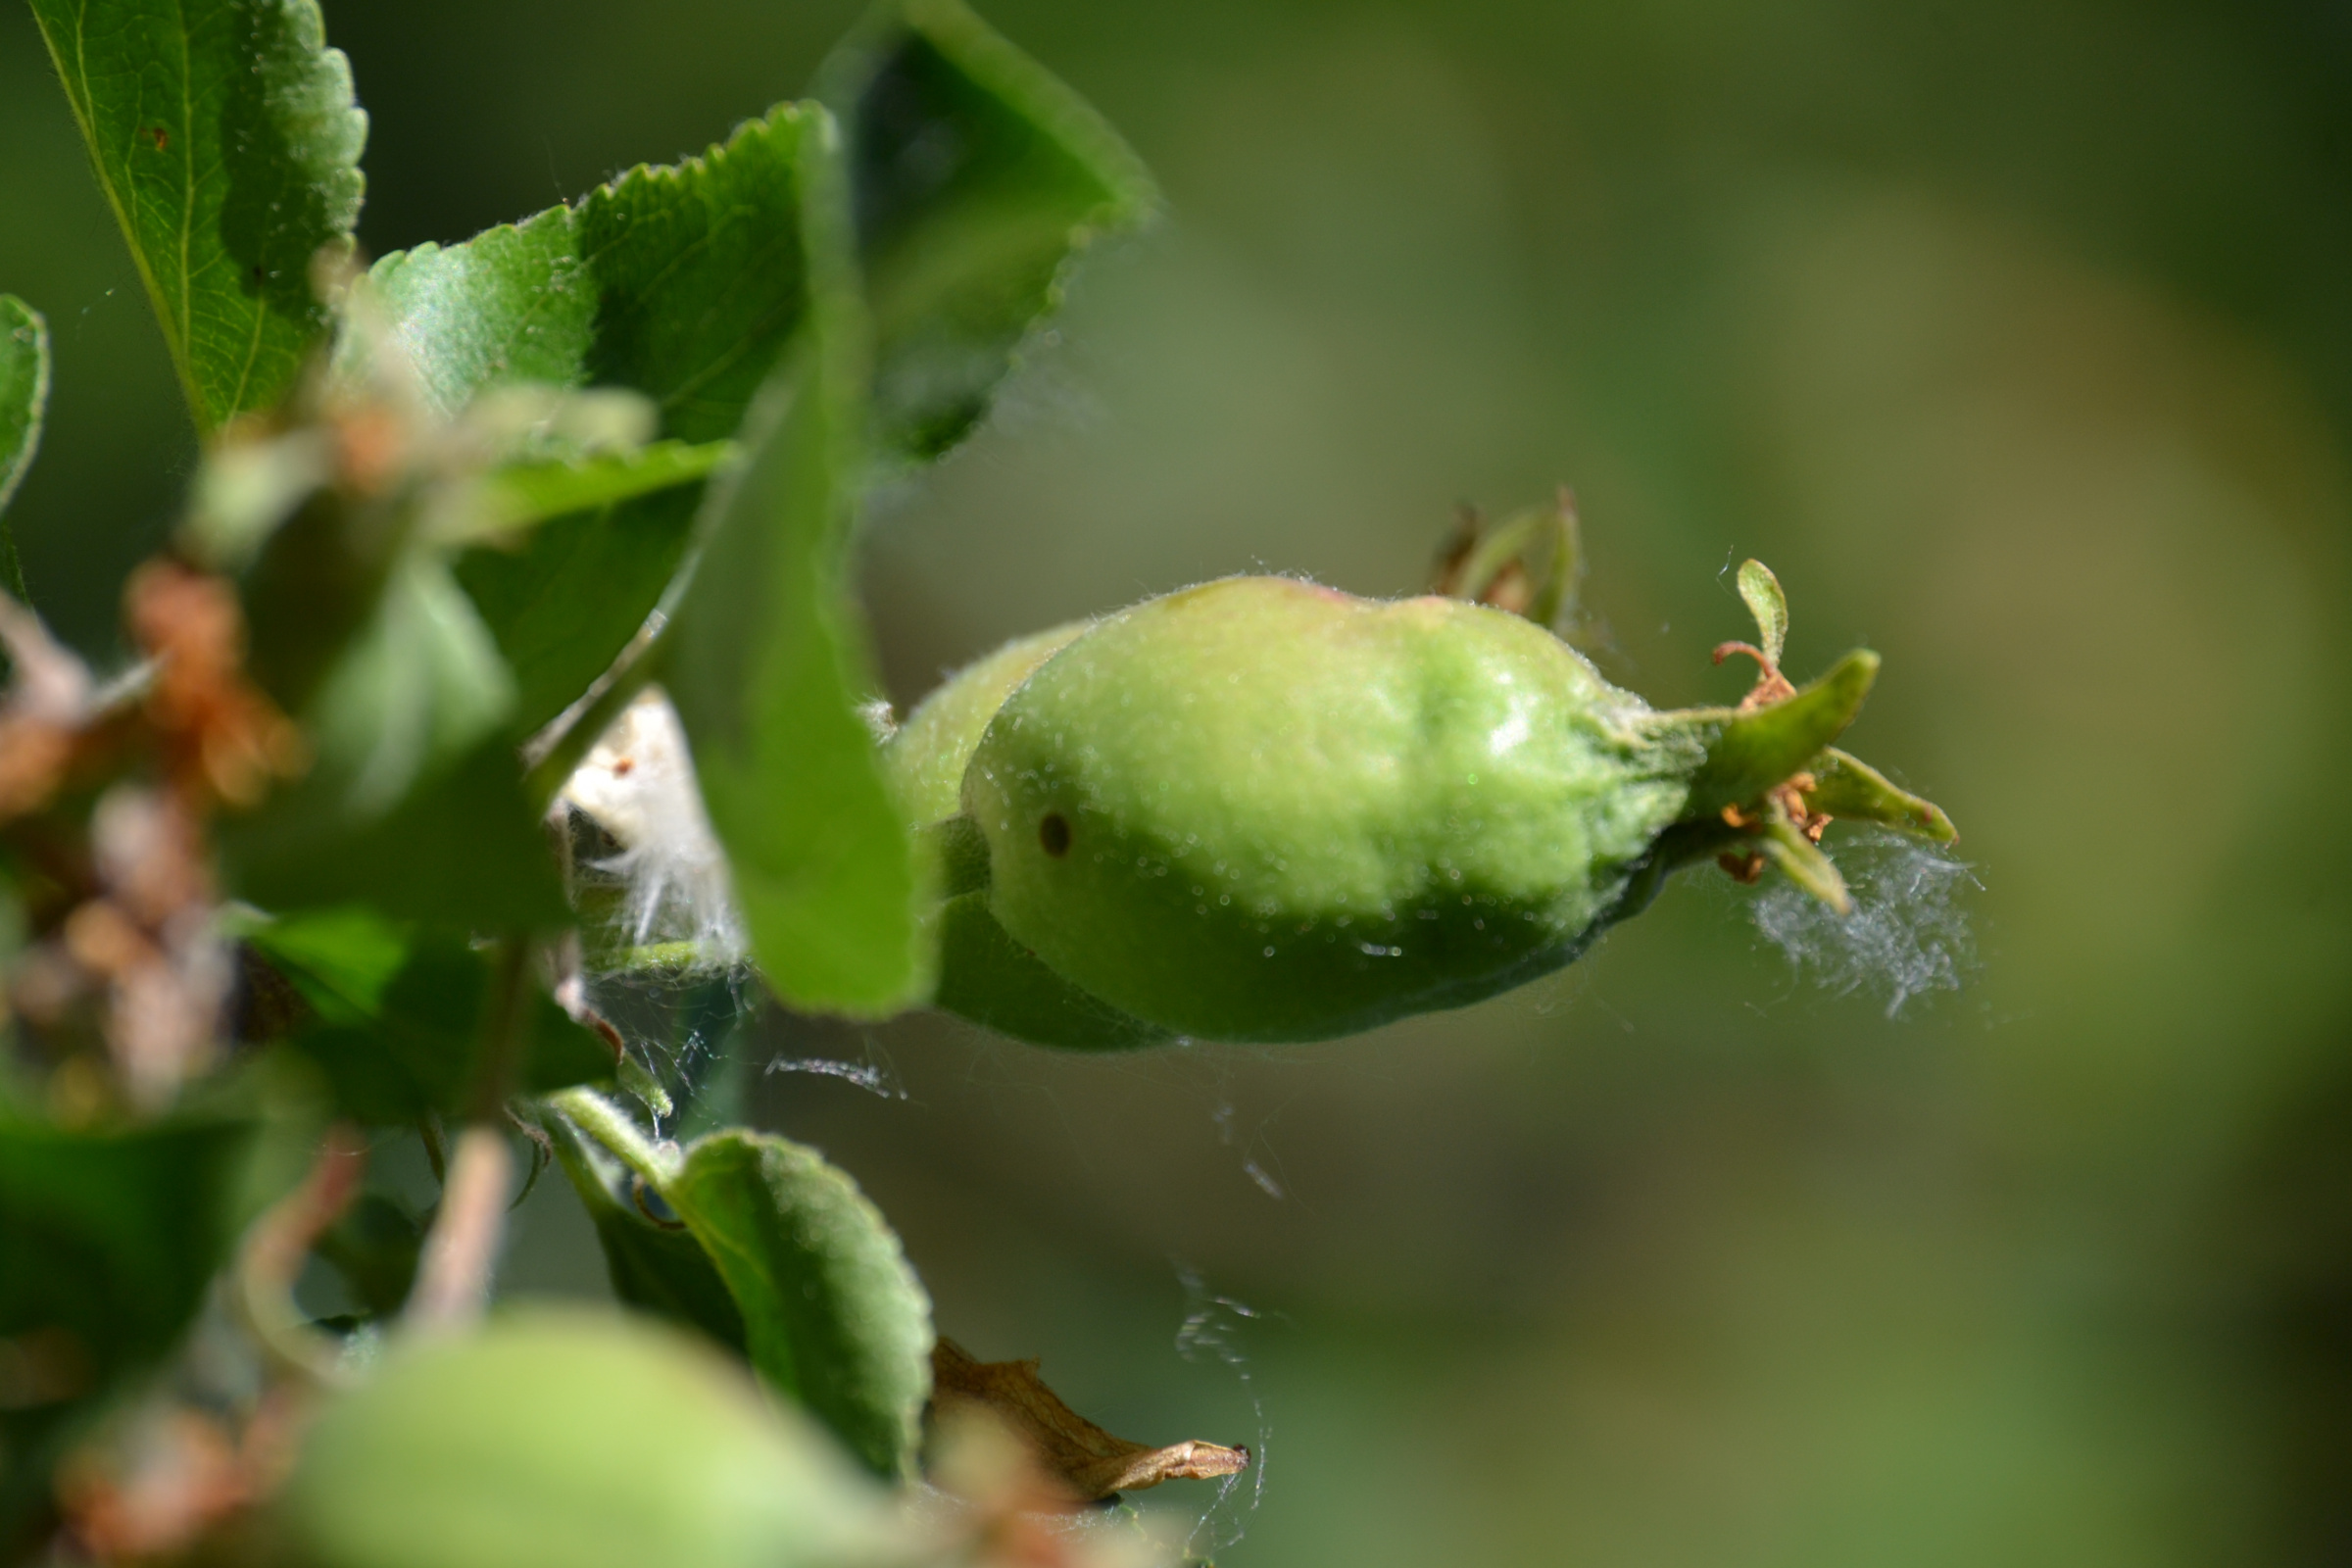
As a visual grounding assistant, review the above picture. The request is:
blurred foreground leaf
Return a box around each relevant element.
[225,739,567,928]
[820,0,1157,464]
[0,1111,258,1540]
[0,295,48,600]
[223,512,567,924]
[241,908,609,1122]
[547,1093,934,1478]
[281,1307,901,1568]
[27,0,365,432]
[661,120,928,1016]
[447,439,734,547]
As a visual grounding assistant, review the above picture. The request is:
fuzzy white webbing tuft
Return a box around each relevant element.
[557,687,747,963]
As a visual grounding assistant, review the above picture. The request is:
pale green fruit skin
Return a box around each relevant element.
[883,619,1171,1049]
[964,576,1702,1042]
[884,620,1092,824]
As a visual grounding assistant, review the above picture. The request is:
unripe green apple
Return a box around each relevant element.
[962,578,1708,1041]
[883,620,1174,1050]
[888,564,1947,1048]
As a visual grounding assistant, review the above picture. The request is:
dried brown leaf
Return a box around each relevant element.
[930,1338,1249,1506]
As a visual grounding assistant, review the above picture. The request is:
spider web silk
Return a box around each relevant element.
[1748,828,1980,1017]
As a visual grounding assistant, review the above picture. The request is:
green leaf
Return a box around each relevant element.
[367,108,819,441]
[542,1113,748,1356]
[662,1131,934,1478]
[365,106,826,734]
[456,485,702,741]
[300,554,514,819]
[1736,558,1789,666]
[241,909,609,1122]
[0,295,49,601]
[0,1111,259,1538]
[28,0,366,432]
[282,1308,901,1568]
[353,208,592,421]
[546,1093,934,1479]
[221,732,566,929]
[662,119,928,1016]
[820,0,1157,464]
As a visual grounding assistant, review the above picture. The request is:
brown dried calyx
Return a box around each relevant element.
[929,1339,1249,1507]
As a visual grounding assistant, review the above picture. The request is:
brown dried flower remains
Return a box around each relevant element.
[1,560,301,1109]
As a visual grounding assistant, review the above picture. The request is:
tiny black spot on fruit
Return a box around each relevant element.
[1039,812,1071,857]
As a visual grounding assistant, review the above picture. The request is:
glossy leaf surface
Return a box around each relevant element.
[27,0,365,431]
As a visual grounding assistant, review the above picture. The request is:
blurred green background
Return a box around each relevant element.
[7,0,2352,1561]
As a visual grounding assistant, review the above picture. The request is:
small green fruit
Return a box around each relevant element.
[964,578,1707,1041]
[281,1308,898,1568]
[889,559,1950,1048]
[884,622,1173,1049]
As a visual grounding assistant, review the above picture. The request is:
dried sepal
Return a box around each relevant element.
[1429,489,1584,631]
[929,1338,1249,1506]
